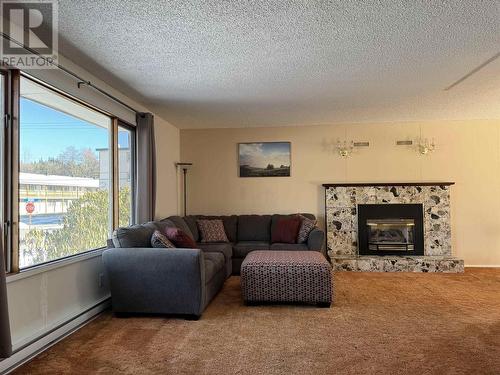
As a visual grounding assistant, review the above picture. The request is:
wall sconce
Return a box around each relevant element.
[336,140,369,157]
[396,139,436,155]
[337,140,354,157]
[417,138,436,155]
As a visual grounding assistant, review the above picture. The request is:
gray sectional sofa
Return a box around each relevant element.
[182,214,324,274]
[103,214,324,318]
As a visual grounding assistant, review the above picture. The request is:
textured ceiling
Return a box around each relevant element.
[56,1,500,128]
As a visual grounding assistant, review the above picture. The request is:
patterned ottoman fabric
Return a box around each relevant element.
[240,251,333,306]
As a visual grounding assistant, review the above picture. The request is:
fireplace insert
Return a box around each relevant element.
[358,204,424,256]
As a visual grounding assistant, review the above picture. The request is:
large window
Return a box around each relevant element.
[14,76,135,269]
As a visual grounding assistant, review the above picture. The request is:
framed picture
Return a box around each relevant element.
[238,142,291,177]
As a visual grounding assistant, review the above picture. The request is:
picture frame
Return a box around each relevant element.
[238,142,291,177]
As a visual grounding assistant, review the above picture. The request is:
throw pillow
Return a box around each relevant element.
[197,219,229,243]
[271,216,301,244]
[165,227,197,248]
[151,230,175,248]
[297,215,317,243]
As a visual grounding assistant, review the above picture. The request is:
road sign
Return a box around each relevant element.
[25,202,35,214]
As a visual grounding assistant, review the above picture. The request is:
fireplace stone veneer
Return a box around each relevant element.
[323,183,464,273]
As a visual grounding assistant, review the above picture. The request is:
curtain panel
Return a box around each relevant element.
[135,113,156,224]
[0,244,12,358]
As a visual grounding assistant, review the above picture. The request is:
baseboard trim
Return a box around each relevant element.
[0,298,110,375]
[465,265,500,268]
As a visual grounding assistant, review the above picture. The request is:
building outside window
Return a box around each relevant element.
[97,124,135,227]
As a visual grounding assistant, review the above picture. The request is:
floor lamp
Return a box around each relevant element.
[176,163,193,216]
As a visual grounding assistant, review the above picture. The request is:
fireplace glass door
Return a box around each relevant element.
[358,204,424,256]
[367,219,415,252]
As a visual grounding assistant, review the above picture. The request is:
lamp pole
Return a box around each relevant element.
[176,163,193,216]
[183,167,188,216]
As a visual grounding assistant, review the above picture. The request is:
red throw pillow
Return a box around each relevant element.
[165,227,197,248]
[271,216,301,244]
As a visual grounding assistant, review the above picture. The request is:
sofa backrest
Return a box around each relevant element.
[113,214,317,247]
[112,219,175,248]
[166,216,195,240]
[183,213,316,243]
[237,215,272,241]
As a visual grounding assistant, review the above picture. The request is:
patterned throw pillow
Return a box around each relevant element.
[151,230,175,248]
[197,219,229,243]
[297,215,317,243]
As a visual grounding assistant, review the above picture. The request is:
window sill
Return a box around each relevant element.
[6,248,106,284]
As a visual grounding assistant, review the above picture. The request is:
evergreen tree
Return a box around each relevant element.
[23,187,131,264]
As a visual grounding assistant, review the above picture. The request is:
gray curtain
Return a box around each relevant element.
[0,244,12,358]
[135,112,156,224]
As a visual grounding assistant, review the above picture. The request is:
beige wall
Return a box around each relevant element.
[155,117,180,218]
[181,120,500,266]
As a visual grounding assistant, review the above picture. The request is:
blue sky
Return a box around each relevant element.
[20,98,130,162]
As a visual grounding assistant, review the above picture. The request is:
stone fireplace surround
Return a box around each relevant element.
[324,183,464,272]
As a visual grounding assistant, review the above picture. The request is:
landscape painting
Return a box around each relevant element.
[239,142,291,177]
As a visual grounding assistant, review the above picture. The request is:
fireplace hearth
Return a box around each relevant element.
[358,204,424,256]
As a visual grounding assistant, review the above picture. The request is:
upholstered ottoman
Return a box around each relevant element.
[240,251,333,307]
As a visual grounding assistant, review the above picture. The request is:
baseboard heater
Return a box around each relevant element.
[0,298,110,375]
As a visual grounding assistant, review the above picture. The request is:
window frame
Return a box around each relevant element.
[0,68,11,273]
[5,69,20,274]
[3,72,137,273]
[116,120,136,228]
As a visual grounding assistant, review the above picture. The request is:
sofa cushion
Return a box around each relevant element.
[238,215,272,241]
[156,219,177,233]
[297,215,317,243]
[151,230,175,248]
[197,219,229,243]
[112,221,159,248]
[224,216,238,243]
[270,243,309,251]
[233,241,270,258]
[271,216,301,244]
[183,216,200,242]
[165,227,197,248]
[166,216,195,240]
[207,215,238,243]
[203,252,225,284]
[196,243,233,262]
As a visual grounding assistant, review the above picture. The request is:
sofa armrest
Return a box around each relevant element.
[307,228,325,252]
[102,248,205,316]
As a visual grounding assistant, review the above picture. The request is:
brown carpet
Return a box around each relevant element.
[13,268,500,375]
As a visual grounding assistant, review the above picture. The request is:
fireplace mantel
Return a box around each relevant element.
[322,182,455,188]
